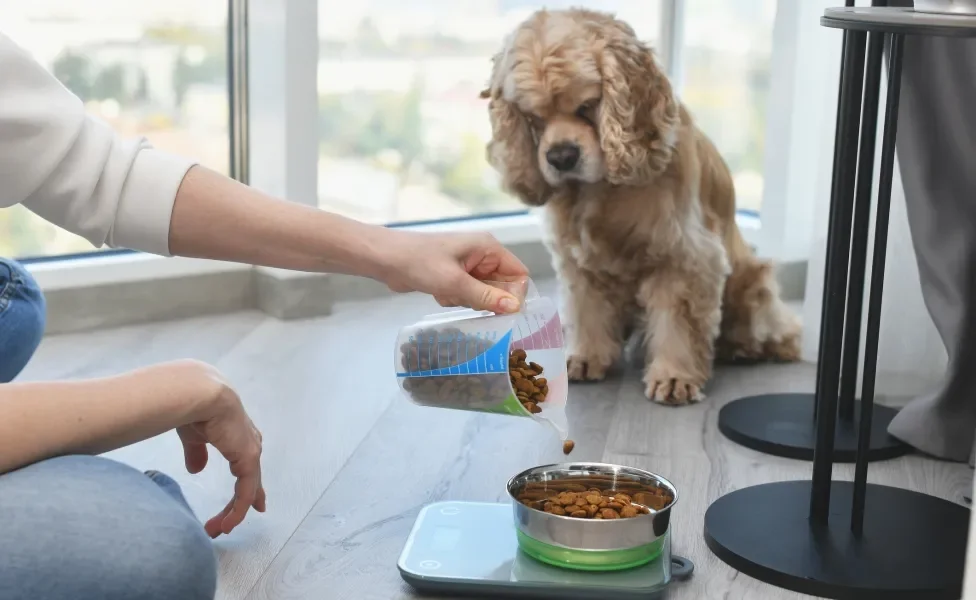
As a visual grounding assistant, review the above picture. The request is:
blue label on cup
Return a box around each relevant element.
[397,330,512,378]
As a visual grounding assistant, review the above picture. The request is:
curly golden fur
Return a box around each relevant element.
[483,9,801,404]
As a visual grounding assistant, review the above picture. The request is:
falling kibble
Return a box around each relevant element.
[563,440,575,455]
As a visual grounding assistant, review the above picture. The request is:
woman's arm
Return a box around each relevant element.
[0,360,266,535]
[168,166,528,313]
[168,166,392,280]
[0,361,220,474]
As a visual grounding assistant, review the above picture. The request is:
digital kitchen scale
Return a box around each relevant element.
[398,501,694,599]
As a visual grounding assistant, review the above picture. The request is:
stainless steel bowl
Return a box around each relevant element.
[506,463,677,571]
[915,0,976,15]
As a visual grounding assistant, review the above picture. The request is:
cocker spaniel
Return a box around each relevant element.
[481,9,801,405]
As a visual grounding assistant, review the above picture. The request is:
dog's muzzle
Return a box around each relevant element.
[546,142,581,172]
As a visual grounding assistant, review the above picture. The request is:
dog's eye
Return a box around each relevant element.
[576,102,597,125]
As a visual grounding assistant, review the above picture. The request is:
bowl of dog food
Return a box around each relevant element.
[507,463,677,571]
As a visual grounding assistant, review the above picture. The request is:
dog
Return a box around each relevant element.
[481,9,801,405]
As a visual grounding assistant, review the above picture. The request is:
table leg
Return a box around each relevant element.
[851,32,903,536]
[810,28,868,522]
[837,31,884,424]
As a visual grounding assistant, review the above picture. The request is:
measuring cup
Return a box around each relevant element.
[394,279,569,439]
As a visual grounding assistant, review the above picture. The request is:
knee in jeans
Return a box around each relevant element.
[139,521,218,600]
[108,497,217,600]
[3,456,218,600]
[1,259,45,330]
[0,258,46,382]
[92,514,218,600]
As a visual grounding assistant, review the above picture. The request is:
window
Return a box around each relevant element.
[0,1,229,259]
[316,1,664,225]
[3,0,781,264]
[679,0,777,216]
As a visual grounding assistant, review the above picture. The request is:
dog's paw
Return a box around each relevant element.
[567,355,610,382]
[763,333,802,363]
[644,372,705,406]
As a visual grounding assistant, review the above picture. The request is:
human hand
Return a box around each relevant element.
[172,361,266,538]
[382,231,530,313]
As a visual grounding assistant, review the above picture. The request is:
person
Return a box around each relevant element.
[0,32,529,600]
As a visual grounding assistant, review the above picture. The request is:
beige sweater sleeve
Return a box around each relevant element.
[0,32,197,256]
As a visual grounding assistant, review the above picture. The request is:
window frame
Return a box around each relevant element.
[25,0,801,288]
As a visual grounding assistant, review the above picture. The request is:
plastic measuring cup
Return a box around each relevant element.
[394,279,569,439]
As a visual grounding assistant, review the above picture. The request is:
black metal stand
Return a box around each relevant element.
[705,481,969,599]
[718,393,905,461]
[705,9,974,598]
[717,0,909,463]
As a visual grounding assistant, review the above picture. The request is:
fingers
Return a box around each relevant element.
[205,469,262,538]
[475,235,528,278]
[254,486,267,513]
[220,471,260,535]
[457,275,521,314]
[438,275,521,313]
[434,294,460,308]
[217,434,263,535]
[203,416,265,537]
[177,426,209,474]
[205,498,234,539]
[457,235,528,313]
[460,234,528,279]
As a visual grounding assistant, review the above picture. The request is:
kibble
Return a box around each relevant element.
[516,480,673,520]
[562,440,575,455]
[399,329,552,417]
[400,328,515,410]
[509,348,549,415]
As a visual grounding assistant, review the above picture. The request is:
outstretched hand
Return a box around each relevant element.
[382,231,530,314]
[173,362,266,539]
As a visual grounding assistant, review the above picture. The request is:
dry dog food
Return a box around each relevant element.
[516,479,673,520]
[399,327,511,410]
[509,348,548,413]
[399,329,550,415]
[562,440,575,455]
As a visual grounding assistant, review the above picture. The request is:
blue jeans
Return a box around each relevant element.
[0,258,218,599]
[0,257,45,383]
[0,456,217,599]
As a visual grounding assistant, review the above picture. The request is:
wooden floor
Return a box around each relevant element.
[19,283,972,600]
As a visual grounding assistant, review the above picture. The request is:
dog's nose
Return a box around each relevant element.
[546,143,580,172]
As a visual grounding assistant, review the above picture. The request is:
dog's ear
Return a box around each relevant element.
[598,27,679,186]
[483,54,553,206]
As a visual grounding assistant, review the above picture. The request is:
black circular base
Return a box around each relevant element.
[704,481,971,599]
[718,393,911,462]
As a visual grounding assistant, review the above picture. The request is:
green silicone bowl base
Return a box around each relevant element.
[515,529,665,572]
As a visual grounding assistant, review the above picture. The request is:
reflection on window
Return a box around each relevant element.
[0,1,228,259]
[317,1,663,225]
[681,0,776,215]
